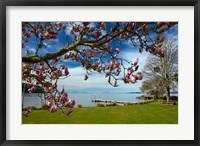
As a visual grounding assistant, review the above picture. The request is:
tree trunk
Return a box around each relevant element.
[166,86,170,102]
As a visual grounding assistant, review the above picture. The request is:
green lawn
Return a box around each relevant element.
[22,102,178,124]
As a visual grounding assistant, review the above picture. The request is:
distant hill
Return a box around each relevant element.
[22,83,43,93]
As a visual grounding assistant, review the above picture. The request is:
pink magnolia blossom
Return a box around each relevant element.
[135,72,143,80]
[47,101,52,107]
[98,22,106,29]
[67,107,73,115]
[72,26,80,32]
[28,86,36,93]
[68,99,75,106]
[113,62,120,69]
[60,93,68,103]
[131,76,137,83]
[24,111,29,117]
[50,106,57,113]
[127,67,134,75]
[55,95,60,102]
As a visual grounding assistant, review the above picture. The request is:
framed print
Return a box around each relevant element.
[0,0,199,145]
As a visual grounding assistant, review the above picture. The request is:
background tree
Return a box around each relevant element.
[142,38,178,102]
[140,78,165,99]
[22,22,177,116]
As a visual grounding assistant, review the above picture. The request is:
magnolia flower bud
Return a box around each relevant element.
[109,60,114,69]
[24,39,29,43]
[84,74,88,80]
[61,86,65,94]
[113,79,117,87]
[57,27,62,31]
[64,54,69,59]
[133,57,139,66]
[64,68,69,76]
[116,48,120,53]
[40,62,44,66]
[105,43,109,48]
[39,65,44,71]
[108,76,111,83]
[33,64,36,70]
[25,50,30,56]
[56,57,60,61]
[96,60,100,66]
[22,63,27,69]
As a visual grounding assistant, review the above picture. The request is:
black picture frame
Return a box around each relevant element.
[0,0,199,145]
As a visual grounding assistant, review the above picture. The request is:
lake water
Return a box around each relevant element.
[22,93,144,108]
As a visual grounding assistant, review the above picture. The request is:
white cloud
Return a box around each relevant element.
[65,26,72,35]
[101,29,107,36]
[38,48,49,54]
[28,48,36,53]
[57,64,142,92]
[55,36,149,92]
[43,43,51,48]
[88,22,96,28]
[51,39,59,43]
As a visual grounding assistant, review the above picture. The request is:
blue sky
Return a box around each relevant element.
[23,22,178,93]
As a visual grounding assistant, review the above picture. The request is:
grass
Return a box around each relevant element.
[22,102,178,124]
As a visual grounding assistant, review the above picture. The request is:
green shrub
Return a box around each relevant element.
[31,106,37,110]
[96,103,105,107]
[77,104,83,108]
[41,104,49,110]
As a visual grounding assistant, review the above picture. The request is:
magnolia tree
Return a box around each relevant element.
[22,22,177,116]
